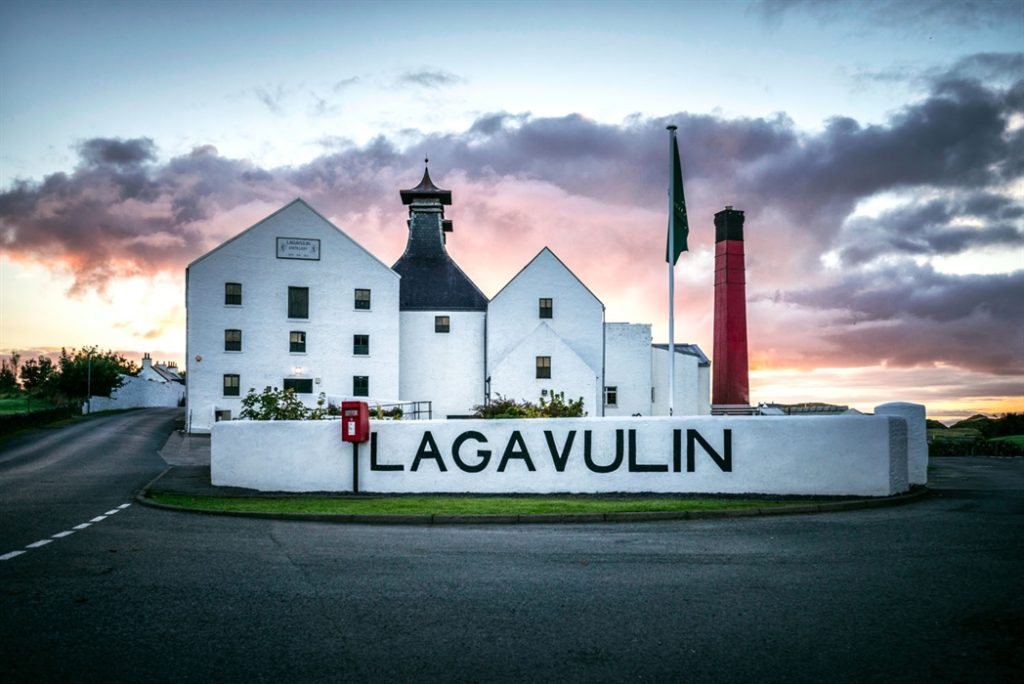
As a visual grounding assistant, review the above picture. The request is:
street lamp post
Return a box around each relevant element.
[86,352,92,415]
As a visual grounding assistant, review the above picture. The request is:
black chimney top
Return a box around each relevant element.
[714,207,745,242]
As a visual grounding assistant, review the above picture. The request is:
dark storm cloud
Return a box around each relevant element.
[781,264,1024,374]
[78,137,157,168]
[397,69,462,88]
[837,195,1024,265]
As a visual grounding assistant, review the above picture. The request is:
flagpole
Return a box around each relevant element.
[667,125,677,417]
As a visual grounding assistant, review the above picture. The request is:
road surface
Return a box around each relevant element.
[1,409,1021,682]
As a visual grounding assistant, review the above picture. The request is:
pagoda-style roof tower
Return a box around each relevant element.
[391,164,488,311]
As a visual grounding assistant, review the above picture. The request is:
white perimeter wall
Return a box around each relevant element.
[212,414,910,497]
[400,311,485,418]
[87,375,185,412]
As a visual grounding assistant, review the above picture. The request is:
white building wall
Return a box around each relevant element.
[186,200,400,432]
[487,248,604,381]
[86,375,185,413]
[651,348,710,416]
[604,323,653,416]
[400,311,485,418]
[489,324,601,415]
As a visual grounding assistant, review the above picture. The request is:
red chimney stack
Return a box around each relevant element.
[712,206,750,409]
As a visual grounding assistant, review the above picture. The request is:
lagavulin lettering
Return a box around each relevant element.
[371,429,732,474]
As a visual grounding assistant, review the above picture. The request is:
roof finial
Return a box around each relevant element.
[424,156,429,166]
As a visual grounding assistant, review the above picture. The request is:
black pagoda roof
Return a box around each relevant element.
[400,167,452,205]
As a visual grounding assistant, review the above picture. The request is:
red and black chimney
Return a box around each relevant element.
[712,206,750,408]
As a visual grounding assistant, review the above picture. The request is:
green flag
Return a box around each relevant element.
[666,135,689,264]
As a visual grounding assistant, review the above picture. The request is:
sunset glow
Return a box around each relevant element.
[1,0,1021,420]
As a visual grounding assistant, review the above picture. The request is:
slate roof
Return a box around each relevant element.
[652,343,711,367]
[391,254,489,311]
[392,168,487,311]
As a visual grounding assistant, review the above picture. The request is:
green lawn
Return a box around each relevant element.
[149,492,785,516]
[0,396,57,415]
[990,435,1024,447]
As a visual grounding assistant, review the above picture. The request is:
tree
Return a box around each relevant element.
[53,347,135,402]
[19,356,55,396]
[0,361,18,395]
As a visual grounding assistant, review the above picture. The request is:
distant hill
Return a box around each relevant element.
[926,419,947,430]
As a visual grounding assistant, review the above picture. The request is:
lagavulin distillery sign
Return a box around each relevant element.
[211,416,909,497]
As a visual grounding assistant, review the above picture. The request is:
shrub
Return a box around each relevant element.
[473,391,586,419]
[239,387,330,421]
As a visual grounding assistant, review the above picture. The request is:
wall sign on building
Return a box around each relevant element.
[277,237,321,260]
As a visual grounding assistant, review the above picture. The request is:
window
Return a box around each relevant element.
[288,286,309,319]
[536,356,551,379]
[539,298,553,319]
[353,334,369,355]
[435,315,450,333]
[290,331,306,353]
[225,282,242,306]
[283,378,313,394]
[224,329,242,352]
[223,374,240,397]
[604,386,618,407]
[354,288,371,310]
[353,375,369,397]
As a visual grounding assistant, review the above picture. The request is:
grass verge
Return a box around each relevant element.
[148,492,786,516]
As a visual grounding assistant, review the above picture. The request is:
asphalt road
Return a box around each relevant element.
[1,409,1021,683]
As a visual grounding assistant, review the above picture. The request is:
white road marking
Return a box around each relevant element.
[3,502,133,561]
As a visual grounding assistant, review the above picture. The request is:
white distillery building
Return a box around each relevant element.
[185,167,709,432]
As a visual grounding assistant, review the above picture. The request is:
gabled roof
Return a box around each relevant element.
[652,343,711,367]
[186,198,398,277]
[490,247,604,309]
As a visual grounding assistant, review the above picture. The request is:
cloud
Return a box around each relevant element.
[755,0,1021,30]
[1,56,1020,384]
[332,76,360,92]
[252,84,292,114]
[78,137,156,168]
[836,194,1024,265]
[397,69,462,88]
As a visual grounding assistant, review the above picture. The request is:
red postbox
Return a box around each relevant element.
[341,401,370,443]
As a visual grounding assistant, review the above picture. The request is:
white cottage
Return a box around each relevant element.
[185,166,709,431]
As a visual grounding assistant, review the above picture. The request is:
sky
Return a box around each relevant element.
[1,0,1021,422]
